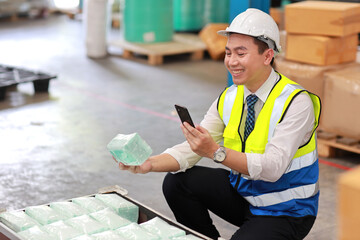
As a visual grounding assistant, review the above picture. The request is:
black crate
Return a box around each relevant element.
[0,64,57,100]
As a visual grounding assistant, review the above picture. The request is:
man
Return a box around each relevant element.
[118,8,321,240]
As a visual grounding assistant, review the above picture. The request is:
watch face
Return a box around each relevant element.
[215,151,226,162]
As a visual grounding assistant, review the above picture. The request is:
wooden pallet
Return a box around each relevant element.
[0,13,22,22]
[108,34,207,65]
[317,130,360,158]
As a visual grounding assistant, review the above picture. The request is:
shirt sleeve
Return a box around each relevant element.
[246,92,315,182]
[163,99,225,172]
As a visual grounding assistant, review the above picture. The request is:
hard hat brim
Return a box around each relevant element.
[217,30,231,37]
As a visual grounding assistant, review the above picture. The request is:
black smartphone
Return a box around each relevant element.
[174,104,195,128]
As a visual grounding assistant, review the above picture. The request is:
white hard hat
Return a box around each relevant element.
[218,8,281,54]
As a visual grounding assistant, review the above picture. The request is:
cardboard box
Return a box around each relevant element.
[199,23,228,61]
[322,64,360,140]
[285,33,358,66]
[270,7,285,30]
[274,56,356,102]
[338,166,360,240]
[285,1,360,37]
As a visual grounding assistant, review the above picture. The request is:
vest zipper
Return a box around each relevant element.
[234,104,245,190]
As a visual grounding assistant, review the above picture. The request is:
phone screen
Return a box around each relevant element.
[174,104,195,128]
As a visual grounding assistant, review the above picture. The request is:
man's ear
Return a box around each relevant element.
[264,48,275,65]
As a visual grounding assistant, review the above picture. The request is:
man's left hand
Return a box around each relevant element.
[180,122,219,159]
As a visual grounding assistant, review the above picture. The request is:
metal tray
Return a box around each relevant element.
[0,185,211,240]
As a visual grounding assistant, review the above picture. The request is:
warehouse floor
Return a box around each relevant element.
[0,15,359,240]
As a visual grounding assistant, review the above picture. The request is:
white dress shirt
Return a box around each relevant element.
[164,69,315,182]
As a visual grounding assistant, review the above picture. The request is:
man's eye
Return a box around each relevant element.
[237,53,245,56]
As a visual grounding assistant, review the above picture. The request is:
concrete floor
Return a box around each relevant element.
[0,15,358,240]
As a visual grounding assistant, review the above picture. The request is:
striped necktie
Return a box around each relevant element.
[244,94,258,141]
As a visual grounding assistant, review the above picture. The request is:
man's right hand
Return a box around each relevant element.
[114,154,181,173]
[117,159,153,174]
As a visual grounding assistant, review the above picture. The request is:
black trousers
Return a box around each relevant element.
[162,166,315,240]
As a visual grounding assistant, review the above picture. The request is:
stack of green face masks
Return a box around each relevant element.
[0,210,40,232]
[25,205,65,225]
[65,215,109,235]
[95,194,139,222]
[91,230,128,239]
[71,197,108,213]
[50,201,89,218]
[107,133,152,166]
[115,222,160,240]
[18,226,53,240]
[90,208,132,230]
[140,217,186,239]
[42,220,83,239]
[70,235,95,240]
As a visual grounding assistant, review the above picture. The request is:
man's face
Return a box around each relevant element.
[224,34,271,92]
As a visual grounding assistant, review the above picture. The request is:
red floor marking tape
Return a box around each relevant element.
[319,158,352,171]
[62,83,180,123]
[61,84,356,172]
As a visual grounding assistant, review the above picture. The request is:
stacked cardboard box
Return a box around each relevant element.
[285,1,360,66]
[274,57,356,101]
[199,23,228,61]
[338,166,360,240]
[275,1,360,137]
[321,65,360,140]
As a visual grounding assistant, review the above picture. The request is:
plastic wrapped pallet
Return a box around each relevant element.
[204,0,229,24]
[173,0,205,31]
[95,193,139,222]
[122,0,173,43]
[0,210,40,232]
[140,217,186,239]
[84,0,111,58]
[321,64,360,140]
[285,33,358,66]
[285,1,360,37]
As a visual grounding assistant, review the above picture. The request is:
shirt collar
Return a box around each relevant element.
[244,69,279,104]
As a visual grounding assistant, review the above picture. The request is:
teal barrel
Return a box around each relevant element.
[204,0,230,24]
[173,0,205,31]
[123,0,173,43]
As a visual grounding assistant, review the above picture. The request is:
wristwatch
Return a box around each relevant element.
[213,146,226,163]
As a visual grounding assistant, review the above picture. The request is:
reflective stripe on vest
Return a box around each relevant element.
[222,85,238,126]
[285,148,317,173]
[244,182,319,207]
[268,84,304,141]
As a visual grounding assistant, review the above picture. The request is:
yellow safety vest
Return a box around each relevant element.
[218,73,321,217]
